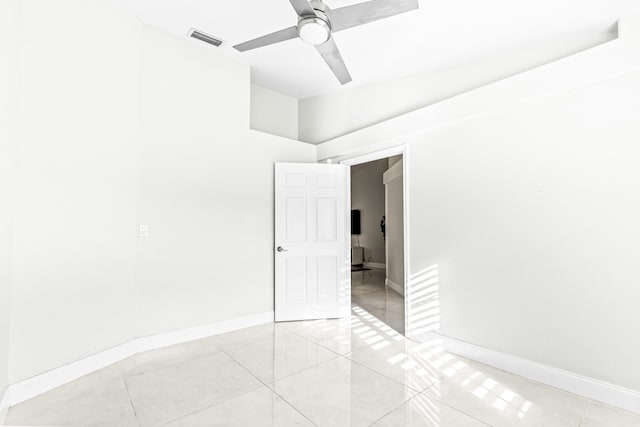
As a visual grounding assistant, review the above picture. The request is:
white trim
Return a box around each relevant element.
[2,311,274,409]
[431,332,640,415]
[385,278,403,296]
[345,163,353,312]
[364,262,385,270]
[383,159,402,185]
[340,145,405,166]
[4,341,137,410]
[402,146,411,338]
[134,311,273,353]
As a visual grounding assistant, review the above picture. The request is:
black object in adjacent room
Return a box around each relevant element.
[351,209,361,235]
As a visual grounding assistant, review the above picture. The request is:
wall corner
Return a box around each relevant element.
[618,15,640,46]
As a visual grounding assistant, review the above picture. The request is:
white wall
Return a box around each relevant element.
[0,0,18,400]
[298,29,613,144]
[410,72,640,391]
[250,84,298,140]
[383,160,403,294]
[136,26,314,337]
[351,159,386,265]
[6,0,315,385]
[8,0,141,384]
[317,68,640,391]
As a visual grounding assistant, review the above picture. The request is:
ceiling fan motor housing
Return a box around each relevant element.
[298,9,331,45]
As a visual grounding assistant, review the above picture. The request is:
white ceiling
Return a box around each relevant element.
[118,0,640,99]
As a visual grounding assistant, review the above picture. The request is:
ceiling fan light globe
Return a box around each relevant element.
[298,18,331,45]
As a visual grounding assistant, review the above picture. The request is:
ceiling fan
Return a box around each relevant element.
[233,0,419,85]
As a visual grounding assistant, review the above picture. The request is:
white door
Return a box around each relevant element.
[275,162,349,322]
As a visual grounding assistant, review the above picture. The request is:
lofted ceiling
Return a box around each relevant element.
[117,0,640,99]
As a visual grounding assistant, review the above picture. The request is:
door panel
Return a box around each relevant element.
[316,257,338,302]
[316,197,337,242]
[275,163,349,322]
[285,197,307,241]
[285,257,307,302]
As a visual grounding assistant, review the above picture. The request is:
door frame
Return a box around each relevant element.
[338,145,411,336]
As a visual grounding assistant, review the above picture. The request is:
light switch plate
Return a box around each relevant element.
[139,224,149,238]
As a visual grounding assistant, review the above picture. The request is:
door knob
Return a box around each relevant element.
[277,246,288,252]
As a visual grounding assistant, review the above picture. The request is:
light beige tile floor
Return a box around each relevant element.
[4,285,640,426]
[352,269,405,335]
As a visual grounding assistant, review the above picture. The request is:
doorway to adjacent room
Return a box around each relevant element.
[347,152,405,335]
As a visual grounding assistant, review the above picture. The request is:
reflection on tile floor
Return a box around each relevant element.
[5,309,640,426]
[352,269,405,335]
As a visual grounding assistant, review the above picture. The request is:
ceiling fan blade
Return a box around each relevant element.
[233,26,299,52]
[316,36,352,85]
[327,0,419,33]
[289,0,316,17]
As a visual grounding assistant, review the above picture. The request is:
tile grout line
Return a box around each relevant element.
[336,327,500,426]
[345,351,442,396]
[213,325,297,354]
[365,394,415,426]
[156,386,265,427]
[221,324,346,383]
[264,385,320,427]
[9,307,623,427]
[296,352,418,426]
[414,383,495,427]
[212,322,348,389]
[362,387,493,427]
[121,374,142,427]
[280,320,359,357]
[134,308,415,426]
[226,323,342,359]
[265,352,351,386]
[282,308,404,357]
[285,329,354,358]
[238,337,429,427]
[267,393,319,427]
[578,399,594,426]
[10,304,402,426]
[421,371,593,427]
[2,406,12,426]
[454,355,601,407]
[150,340,321,427]
[216,348,320,427]
[126,344,267,427]
[220,324,410,427]
[121,346,226,380]
[152,348,267,426]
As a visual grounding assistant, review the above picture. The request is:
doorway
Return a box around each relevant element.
[345,151,406,335]
[273,147,409,332]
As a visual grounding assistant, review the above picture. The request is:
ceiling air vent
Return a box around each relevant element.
[188,28,224,47]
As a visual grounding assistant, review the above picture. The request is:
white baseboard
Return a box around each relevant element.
[364,262,385,270]
[134,311,274,354]
[429,332,640,415]
[0,389,8,424]
[4,340,137,411]
[2,311,274,409]
[385,278,404,296]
